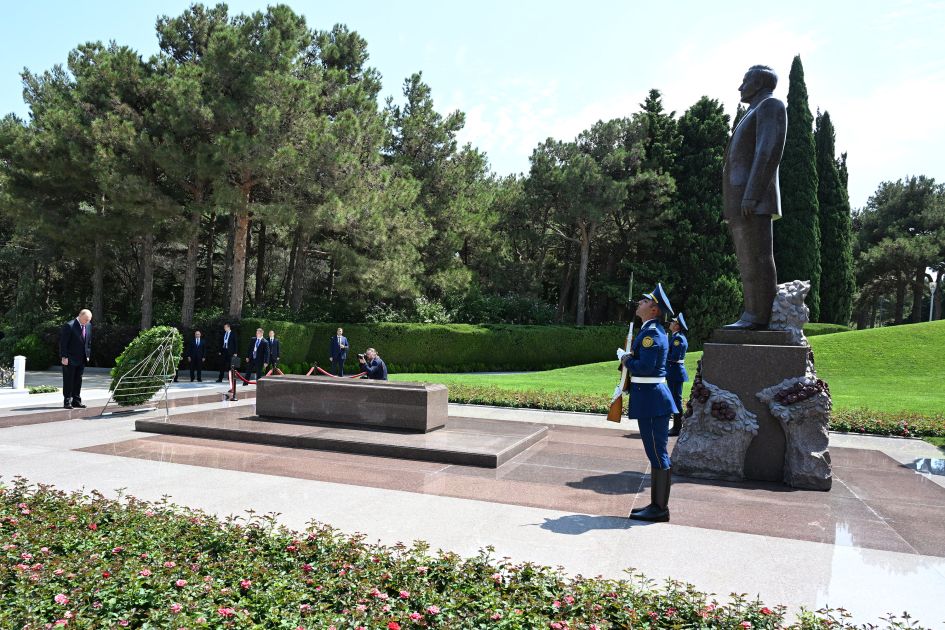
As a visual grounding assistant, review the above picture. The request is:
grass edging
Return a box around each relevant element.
[0,478,927,629]
[444,385,945,438]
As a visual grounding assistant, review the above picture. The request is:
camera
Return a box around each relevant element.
[358,353,365,360]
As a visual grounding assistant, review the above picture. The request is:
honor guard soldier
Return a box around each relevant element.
[616,283,679,522]
[666,312,689,437]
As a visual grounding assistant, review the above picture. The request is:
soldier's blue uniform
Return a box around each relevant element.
[666,312,689,418]
[621,283,677,523]
[621,291,678,471]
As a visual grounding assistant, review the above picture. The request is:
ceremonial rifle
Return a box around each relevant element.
[607,273,634,422]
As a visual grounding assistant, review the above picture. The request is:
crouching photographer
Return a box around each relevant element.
[358,347,388,381]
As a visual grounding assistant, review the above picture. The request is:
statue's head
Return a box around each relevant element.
[739,65,778,103]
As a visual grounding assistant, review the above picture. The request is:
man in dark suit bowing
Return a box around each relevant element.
[187,330,206,382]
[216,323,239,382]
[59,309,93,409]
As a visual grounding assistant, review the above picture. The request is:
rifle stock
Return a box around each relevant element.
[606,320,634,423]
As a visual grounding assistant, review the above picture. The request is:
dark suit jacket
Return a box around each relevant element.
[220,331,238,358]
[188,339,206,362]
[364,356,388,380]
[247,337,270,365]
[59,319,91,365]
[267,338,281,362]
[329,335,349,361]
[723,93,787,220]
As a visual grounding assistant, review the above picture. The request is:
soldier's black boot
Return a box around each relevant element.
[668,414,682,437]
[629,468,671,522]
[629,468,661,516]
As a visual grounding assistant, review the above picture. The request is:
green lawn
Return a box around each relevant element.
[392,320,945,415]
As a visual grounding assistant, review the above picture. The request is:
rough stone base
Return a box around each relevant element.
[701,339,809,482]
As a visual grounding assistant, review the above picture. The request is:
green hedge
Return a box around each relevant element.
[242,320,629,373]
[13,333,55,371]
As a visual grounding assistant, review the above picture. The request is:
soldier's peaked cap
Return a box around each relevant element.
[672,312,688,331]
[642,283,674,317]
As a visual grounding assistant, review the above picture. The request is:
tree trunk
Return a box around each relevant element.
[180,208,201,329]
[290,229,311,312]
[243,217,253,308]
[222,213,235,310]
[556,243,575,322]
[284,225,301,306]
[140,232,155,330]
[934,268,944,320]
[911,266,926,323]
[203,213,216,307]
[575,222,596,326]
[855,301,869,330]
[228,190,251,319]
[92,236,104,322]
[254,222,267,306]
[894,279,906,324]
[868,299,878,328]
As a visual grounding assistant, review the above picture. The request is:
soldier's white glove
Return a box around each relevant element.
[616,348,628,361]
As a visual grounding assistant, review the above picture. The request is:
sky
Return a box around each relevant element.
[2,1,944,209]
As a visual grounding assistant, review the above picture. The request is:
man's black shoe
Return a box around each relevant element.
[215,379,223,383]
[71,401,87,409]
[63,402,73,410]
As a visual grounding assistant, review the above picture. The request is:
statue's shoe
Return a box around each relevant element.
[722,318,766,330]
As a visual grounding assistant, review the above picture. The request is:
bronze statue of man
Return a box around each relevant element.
[722,65,787,330]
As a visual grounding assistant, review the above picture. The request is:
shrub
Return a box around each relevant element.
[242,319,629,374]
[0,478,922,629]
[13,333,55,371]
[109,326,183,406]
[830,409,945,438]
[28,385,59,394]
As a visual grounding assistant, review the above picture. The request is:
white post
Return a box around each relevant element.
[930,282,937,322]
[13,355,26,391]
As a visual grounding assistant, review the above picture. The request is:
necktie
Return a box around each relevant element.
[196,339,200,347]
[254,339,259,359]
[81,325,86,339]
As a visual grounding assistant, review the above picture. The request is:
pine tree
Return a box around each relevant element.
[815,111,855,324]
[775,56,821,320]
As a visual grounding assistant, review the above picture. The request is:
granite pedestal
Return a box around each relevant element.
[701,330,809,482]
[256,375,447,433]
[136,376,547,467]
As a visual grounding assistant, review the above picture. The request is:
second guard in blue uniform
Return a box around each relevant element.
[617,283,678,523]
[666,312,689,437]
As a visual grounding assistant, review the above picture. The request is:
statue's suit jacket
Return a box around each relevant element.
[723,95,787,221]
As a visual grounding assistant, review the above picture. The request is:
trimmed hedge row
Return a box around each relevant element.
[15,319,854,372]
[242,320,629,373]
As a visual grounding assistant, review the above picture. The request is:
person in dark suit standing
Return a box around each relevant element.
[358,347,388,381]
[244,328,269,385]
[329,327,349,376]
[187,330,206,382]
[267,330,281,373]
[59,309,93,409]
[216,323,238,382]
[722,65,787,330]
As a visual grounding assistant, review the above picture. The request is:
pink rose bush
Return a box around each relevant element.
[0,478,916,629]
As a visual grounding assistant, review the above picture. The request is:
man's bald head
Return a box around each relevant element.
[78,310,93,325]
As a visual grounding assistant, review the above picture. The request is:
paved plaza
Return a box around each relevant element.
[1,371,944,626]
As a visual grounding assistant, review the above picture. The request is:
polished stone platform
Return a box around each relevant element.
[136,407,547,467]
[257,375,448,432]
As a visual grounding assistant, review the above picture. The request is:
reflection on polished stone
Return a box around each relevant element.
[913,458,945,476]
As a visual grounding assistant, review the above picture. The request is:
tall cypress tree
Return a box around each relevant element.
[775,55,821,320]
[815,111,855,324]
